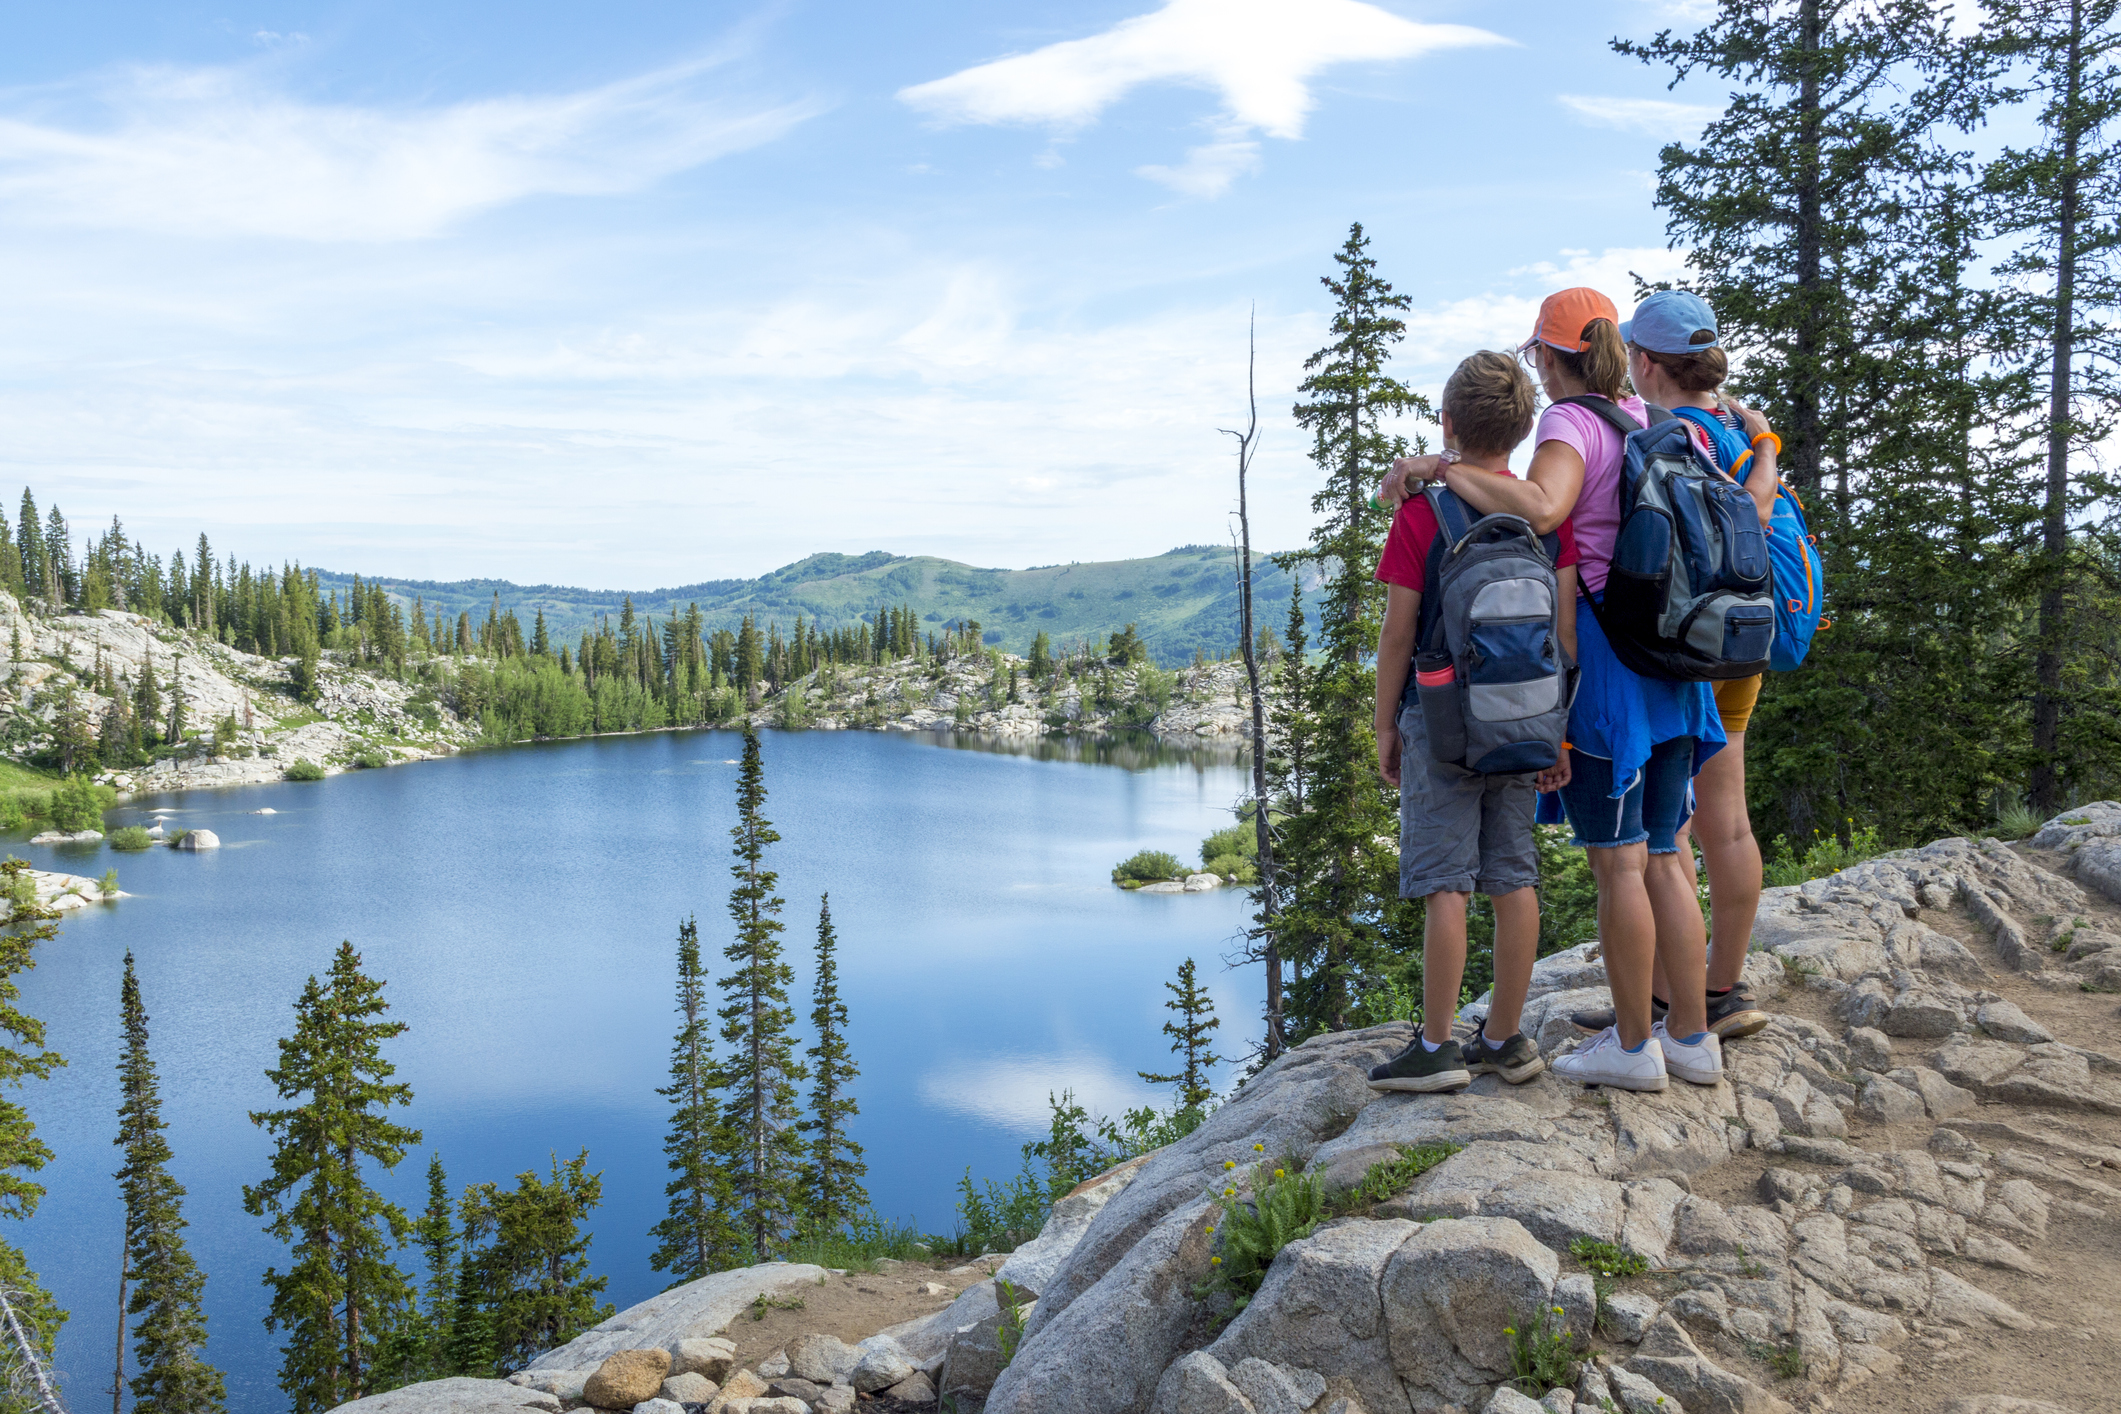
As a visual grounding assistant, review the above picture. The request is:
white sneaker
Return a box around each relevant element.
[1653,1020,1725,1086]
[1552,1026,1668,1092]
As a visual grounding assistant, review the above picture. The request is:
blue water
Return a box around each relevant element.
[11,728,1254,1413]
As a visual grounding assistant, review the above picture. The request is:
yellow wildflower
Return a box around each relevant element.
[1211,1256,1222,1266]
[1253,1142,1265,1151]
[1274,1169,1285,1178]
[1224,1160,1237,1170]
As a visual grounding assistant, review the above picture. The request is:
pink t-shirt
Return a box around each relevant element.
[1536,395,1647,596]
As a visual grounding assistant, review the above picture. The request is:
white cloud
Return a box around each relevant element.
[920,1052,1165,1135]
[1136,131,1261,198]
[0,56,823,241]
[900,0,1504,197]
[1556,93,1719,138]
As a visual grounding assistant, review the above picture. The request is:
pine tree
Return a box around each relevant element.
[716,727,805,1258]
[1276,224,1427,1037]
[243,944,420,1414]
[1137,959,1223,1113]
[166,665,187,746]
[114,954,225,1414]
[458,1153,610,1370]
[14,492,41,610]
[649,918,738,1283]
[1980,0,2121,812]
[798,895,865,1238]
[0,861,65,1414]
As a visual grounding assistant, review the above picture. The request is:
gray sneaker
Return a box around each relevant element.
[1368,1039,1472,1093]
[1462,1029,1545,1084]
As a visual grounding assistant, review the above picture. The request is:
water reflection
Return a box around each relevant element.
[907,728,1245,772]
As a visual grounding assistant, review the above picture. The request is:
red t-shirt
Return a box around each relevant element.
[1374,471,1580,593]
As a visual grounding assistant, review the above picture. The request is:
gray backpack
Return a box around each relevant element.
[1406,485,1577,775]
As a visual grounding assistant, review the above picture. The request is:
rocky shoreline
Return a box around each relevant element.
[336,807,2121,1414]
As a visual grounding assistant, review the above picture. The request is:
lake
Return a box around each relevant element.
[13,728,1254,1413]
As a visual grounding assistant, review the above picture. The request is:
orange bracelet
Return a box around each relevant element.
[1752,432,1782,457]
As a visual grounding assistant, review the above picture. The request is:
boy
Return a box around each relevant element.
[1366,350,1576,1093]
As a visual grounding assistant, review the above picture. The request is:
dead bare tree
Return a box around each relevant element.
[1222,308,1285,1063]
[0,1285,66,1414]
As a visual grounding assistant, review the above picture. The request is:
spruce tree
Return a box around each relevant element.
[412,1157,456,1374]
[1980,0,2121,813]
[0,862,65,1414]
[649,918,737,1283]
[1276,224,1427,1037]
[1138,959,1223,1114]
[243,944,420,1414]
[798,895,865,1238]
[716,726,805,1258]
[458,1154,610,1370]
[114,954,225,1414]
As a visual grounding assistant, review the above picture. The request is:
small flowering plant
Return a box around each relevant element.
[1507,1301,1581,1394]
[1193,1150,1323,1318]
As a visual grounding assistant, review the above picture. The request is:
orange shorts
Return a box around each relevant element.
[1715,673,1763,737]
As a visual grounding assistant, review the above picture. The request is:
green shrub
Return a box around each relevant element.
[1200,822,1258,867]
[1763,825,1885,888]
[1992,801,2043,841]
[285,759,326,782]
[1203,853,1258,884]
[165,830,188,848]
[1112,849,1185,885]
[1198,1157,1323,1315]
[48,775,106,832]
[0,795,25,832]
[108,826,154,852]
[98,869,119,898]
[351,750,388,770]
[1568,1236,1648,1278]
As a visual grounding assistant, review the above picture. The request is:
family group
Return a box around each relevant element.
[1366,285,1823,1096]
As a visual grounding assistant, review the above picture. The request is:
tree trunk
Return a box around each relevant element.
[111,1250,126,1414]
[1229,319,1283,1061]
[2029,0,2084,817]
[1790,0,1825,506]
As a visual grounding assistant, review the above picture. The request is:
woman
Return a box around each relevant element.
[1619,290,1776,1043]
[1387,287,1725,1092]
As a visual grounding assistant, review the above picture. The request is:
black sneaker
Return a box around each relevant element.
[1368,1039,1472,1093]
[1462,1029,1545,1084]
[1706,987,1769,1040]
[1571,996,1669,1034]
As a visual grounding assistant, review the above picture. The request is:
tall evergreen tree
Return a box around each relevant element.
[798,895,865,1238]
[1275,224,1427,1037]
[114,954,225,1414]
[715,727,805,1258]
[243,943,420,1414]
[649,918,737,1283]
[458,1154,610,1371]
[0,862,65,1414]
[1137,959,1223,1113]
[1981,0,2121,812]
[11,493,38,610]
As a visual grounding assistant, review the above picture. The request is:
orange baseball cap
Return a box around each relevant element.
[1520,287,1622,354]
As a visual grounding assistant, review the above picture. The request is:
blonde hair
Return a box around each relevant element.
[1442,351,1539,457]
[1548,318,1629,400]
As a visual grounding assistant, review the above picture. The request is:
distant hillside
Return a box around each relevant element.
[314,546,1316,668]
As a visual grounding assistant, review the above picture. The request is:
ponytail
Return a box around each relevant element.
[1551,318,1628,400]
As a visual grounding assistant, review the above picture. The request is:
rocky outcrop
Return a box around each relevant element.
[523,1267,828,1373]
[977,815,2121,1414]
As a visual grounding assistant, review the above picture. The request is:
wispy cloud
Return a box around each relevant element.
[900,0,1505,197]
[0,56,824,241]
[1556,93,1718,138]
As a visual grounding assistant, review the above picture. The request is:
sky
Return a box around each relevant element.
[0,0,1733,589]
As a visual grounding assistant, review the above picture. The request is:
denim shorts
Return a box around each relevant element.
[1397,702,1541,899]
[1556,737,1697,853]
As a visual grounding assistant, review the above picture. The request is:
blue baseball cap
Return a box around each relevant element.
[1619,290,1720,355]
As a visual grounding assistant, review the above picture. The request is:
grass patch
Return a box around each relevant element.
[349,750,389,770]
[1992,801,2043,841]
[1326,1144,1460,1217]
[748,1292,805,1321]
[108,826,154,852]
[1745,1338,1808,1380]
[775,1213,933,1273]
[1568,1236,1648,1278]
[285,759,326,782]
[1112,849,1185,886]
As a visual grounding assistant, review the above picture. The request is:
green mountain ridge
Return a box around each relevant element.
[314,546,1314,668]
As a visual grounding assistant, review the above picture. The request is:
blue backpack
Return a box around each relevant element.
[1558,397,1776,682]
[1670,407,1825,672]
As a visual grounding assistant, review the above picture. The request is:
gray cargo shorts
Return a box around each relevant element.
[1397,699,1541,900]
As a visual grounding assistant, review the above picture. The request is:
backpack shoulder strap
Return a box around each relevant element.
[1552,394,1644,436]
[1421,483,1475,549]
